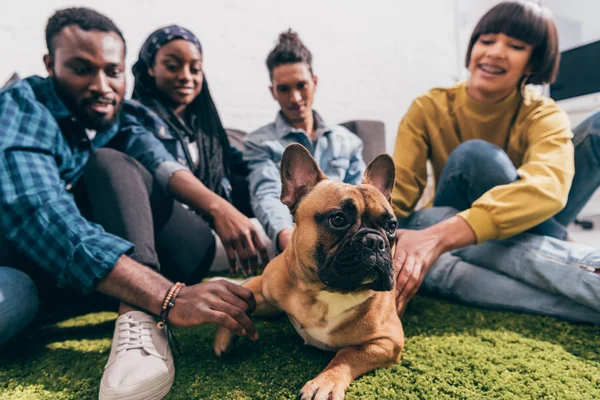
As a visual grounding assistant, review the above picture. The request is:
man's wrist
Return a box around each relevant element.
[96,255,174,317]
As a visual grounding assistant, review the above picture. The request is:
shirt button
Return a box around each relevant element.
[65,183,73,191]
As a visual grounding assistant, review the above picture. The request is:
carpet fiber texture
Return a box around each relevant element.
[1,295,599,399]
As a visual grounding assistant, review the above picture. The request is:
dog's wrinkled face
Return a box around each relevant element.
[280,144,397,292]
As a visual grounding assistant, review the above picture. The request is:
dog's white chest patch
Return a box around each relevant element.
[289,290,371,351]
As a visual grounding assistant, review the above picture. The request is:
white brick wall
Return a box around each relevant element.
[0,0,467,153]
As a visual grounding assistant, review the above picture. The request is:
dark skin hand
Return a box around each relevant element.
[96,256,259,339]
[168,169,270,276]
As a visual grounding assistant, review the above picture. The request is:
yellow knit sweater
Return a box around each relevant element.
[391,81,574,243]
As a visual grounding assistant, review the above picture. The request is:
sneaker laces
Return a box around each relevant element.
[116,316,163,359]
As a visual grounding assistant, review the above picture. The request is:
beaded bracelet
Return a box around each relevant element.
[157,282,185,329]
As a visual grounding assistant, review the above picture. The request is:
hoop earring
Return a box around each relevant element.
[520,75,530,97]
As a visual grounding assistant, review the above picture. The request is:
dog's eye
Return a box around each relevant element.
[386,220,398,235]
[329,213,348,228]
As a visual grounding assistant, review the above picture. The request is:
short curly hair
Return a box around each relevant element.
[45,7,126,56]
[266,29,312,80]
[465,1,559,85]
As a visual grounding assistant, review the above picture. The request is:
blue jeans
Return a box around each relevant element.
[400,111,600,323]
[0,268,38,344]
[400,207,600,323]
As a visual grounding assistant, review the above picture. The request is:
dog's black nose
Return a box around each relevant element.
[361,233,385,252]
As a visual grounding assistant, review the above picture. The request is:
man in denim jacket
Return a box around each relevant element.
[244,30,366,252]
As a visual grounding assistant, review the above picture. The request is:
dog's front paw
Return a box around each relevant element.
[298,373,348,400]
[214,326,238,356]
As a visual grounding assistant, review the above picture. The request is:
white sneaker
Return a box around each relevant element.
[99,311,174,400]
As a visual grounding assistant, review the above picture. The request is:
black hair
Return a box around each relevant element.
[266,29,312,80]
[465,1,559,85]
[45,7,126,56]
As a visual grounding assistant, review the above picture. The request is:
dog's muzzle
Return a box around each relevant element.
[319,229,394,292]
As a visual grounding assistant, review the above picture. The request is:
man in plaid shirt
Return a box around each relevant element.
[0,8,266,400]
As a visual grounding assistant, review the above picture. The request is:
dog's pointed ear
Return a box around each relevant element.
[362,154,396,201]
[281,144,326,213]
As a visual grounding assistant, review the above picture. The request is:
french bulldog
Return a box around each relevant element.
[215,143,404,400]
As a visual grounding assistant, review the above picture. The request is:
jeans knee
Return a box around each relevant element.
[447,140,516,183]
[398,206,458,230]
[0,268,38,345]
[450,140,505,165]
[585,110,600,132]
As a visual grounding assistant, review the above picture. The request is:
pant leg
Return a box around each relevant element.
[433,139,518,211]
[401,207,600,322]
[424,254,600,324]
[154,203,216,284]
[433,139,568,240]
[554,111,600,226]
[0,267,39,345]
[82,149,215,284]
[453,234,600,313]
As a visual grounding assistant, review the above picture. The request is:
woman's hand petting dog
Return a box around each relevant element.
[394,216,477,316]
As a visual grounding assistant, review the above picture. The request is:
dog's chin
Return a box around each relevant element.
[318,251,395,293]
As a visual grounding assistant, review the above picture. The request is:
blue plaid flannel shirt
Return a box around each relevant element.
[0,76,187,294]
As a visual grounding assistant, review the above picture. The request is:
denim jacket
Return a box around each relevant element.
[243,111,366,242]
[119,100,244,202]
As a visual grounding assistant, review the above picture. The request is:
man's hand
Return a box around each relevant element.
[169,280,259,340]
[211,202,270,276]
[394,216,476,316]
[276,228,293,252]
[97,257,259,338]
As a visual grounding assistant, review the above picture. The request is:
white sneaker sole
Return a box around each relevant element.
[98,359,174,400]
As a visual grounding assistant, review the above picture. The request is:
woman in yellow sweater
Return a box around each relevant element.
[393,1,600,323]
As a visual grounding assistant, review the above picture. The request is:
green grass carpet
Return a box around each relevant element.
[1,295,599,399]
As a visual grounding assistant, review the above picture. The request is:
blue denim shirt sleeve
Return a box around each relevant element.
[117,101,189,192]
[244,136,293,242]
[0,83,134,294]
[344,139,366,185]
